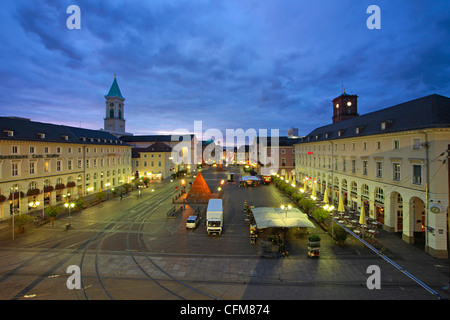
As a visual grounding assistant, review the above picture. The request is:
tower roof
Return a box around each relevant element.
[105,76,124,99]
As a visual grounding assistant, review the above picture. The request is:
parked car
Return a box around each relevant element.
[186,215,201,229]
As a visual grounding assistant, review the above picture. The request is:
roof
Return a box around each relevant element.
[299,94,450,143]
[251,207,315,229]
[121,134,195,143]
[256,136,302,147]
[105,78,124,99]
[0,117,129,146]
[132,141,172,157]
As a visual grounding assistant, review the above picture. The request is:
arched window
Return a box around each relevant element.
[109,108,114,118]
[118,110,122,119]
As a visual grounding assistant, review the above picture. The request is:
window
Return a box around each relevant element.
[56,147,61,153]
[362,160,368,175]
[158,161,162,167]
[376,161,383,178]
[412,138,421,150]
[68,160,72,170]
[281,149,286,154]
[281,158,286,166]
[375,187,384,202]
[393,163,400,181]
[44,161,49,173]
[412,165,422,185]
[12,162,19,176]
[29,162,36,174]
[30,146,35,154]
[12,146,18,154]
[45,147,49,154]
[342,159,346,172]
[393,140,400,150]
[376,141,381,150]
[78,159,82,169]
[56,160,62,172]
[363,142,367,150]
[351,160,356,173]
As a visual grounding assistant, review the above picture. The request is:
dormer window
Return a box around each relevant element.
[37,133,45,139]
[3,130,13,137]
[338,130,344,137]
[80,137,86,142]
[381,120,392,130]
[62,135,68,140]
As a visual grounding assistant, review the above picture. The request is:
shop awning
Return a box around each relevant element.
[241,176,261,181]
[251,207,315,229]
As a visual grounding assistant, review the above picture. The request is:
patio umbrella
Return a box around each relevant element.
[323,189,329,204]
[359,205,367,225]
[338,194,345,212]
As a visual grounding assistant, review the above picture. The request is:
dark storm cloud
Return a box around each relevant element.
[0,0,449,138]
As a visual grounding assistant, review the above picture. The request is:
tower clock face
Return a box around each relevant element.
[347,102,352,106]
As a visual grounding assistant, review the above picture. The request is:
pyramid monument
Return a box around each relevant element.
[186,172,212,202]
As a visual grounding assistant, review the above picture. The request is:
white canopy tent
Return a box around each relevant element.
[251,207,316,229]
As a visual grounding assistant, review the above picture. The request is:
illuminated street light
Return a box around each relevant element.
[281,204,292,218]
[64,202,75,229]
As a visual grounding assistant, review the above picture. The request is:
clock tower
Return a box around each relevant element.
[332,90,359,124]
[104,75,126,135]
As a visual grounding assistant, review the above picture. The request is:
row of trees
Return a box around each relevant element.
[272,176,348,244]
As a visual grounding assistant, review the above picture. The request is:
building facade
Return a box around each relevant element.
[121,134,199,173]
[294,93,450,258]
[0,117,132,221]
[132,141,176,180]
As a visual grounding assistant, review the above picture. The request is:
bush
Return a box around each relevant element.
[94,192,106,202]
[74,198,85,211]
[312,208,329,224]
[9,214,34,228]
[292,193,304,204]
[333,223,348,242]
[299,198,315,214]
[308,234,321,242]
[46,205,61,218]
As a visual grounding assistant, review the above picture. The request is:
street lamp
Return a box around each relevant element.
[281,204,292,218]
[64,202,75,229]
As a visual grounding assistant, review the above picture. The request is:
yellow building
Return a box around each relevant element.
[0,116,132,221]
[294,93,450,258]
[132,141,176,180]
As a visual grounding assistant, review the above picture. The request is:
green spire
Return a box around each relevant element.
[106,75,124,99]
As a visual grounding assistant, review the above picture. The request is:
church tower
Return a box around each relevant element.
[332,90,358,123]
[104,75,126,134]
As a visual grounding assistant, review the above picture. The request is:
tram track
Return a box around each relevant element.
[78,179,221,300]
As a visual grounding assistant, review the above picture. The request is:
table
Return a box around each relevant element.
[353,229,361,236]
[367,229,377,238]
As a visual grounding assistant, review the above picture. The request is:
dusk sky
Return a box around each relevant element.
[1,0,449,141]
